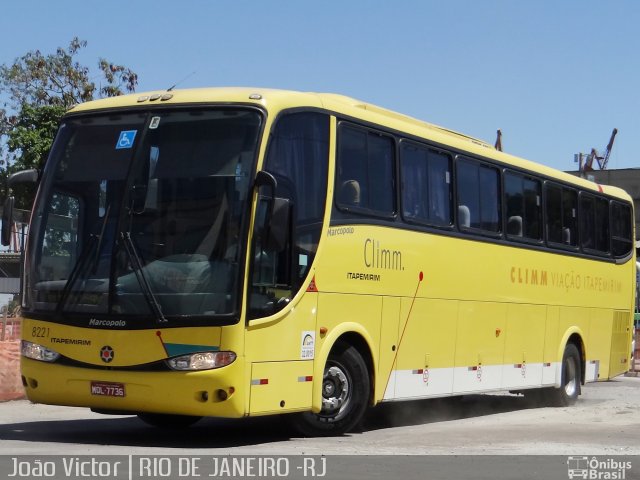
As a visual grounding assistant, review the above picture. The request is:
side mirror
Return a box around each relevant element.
[2,196,15,246]
[253,170,277,243]
[254,171,277,200]
[8,168,39,187]
[130,184,148,214]
[254,171,291,253]
[267,198,291,252]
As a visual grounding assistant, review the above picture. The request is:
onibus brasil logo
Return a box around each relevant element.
[567,457,632,479]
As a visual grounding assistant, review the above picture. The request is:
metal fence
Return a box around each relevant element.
[0,316,21,342]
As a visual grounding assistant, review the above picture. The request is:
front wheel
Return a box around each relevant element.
[546,343,582,406]
[288,342,370,437]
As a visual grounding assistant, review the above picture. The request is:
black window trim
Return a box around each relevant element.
[398,138,454,230]
[328,111,634,264]
[335,121,397,220]
[543,181,580,253]
[503,169,544,246]
[610,200,634,260]
[578,190,611,257]
[454,155,503,238]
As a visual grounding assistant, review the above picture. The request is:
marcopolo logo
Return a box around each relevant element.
[88,318,127,327]
[567,456,632,479]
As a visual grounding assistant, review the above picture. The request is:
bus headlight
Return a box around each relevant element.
[166,351,236,371]
[21,340,60,362]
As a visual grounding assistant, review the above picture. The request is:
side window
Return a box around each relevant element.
[611,201,633,257]
[546,184,578,247]
[249,112,329,319]
[504,171,542,241]
[580,194,610,254]
[39,192,80,281]
[400,141,452,227]
[562,189,578,247]
[595,197,610,253]
[456,157,501,233]
[579,195,595,250]
[336,124,395,216]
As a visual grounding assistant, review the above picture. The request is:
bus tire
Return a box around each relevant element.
[546,343,581,407]
[137,413,202,429]
[288,342,370,437]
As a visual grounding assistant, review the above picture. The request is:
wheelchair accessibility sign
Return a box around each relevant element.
[116,130,137,149]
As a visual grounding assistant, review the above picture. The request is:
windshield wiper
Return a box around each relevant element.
[90,205,110,275]
[55,235,98,315]
[120,231,167,323]
[56,208,112,315]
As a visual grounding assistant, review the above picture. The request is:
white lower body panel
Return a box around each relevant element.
[383,361,567,401]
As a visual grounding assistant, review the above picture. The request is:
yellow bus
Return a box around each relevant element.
[6,88,635,436]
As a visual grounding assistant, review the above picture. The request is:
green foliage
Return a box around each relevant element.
[0,37,138,209]
[6,104,64,167]
[0,37,138,110]
[43,192,79,257]
[1,104,65,206]
[7,298,20,317]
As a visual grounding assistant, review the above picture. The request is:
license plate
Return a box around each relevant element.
[90,381,126,397]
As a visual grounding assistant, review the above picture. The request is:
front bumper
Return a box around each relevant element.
[21,356,246,418]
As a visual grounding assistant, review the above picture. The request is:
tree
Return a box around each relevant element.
[2,104,65,207]
[0,37,138,208]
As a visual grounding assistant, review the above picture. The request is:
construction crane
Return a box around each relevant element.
[580,128,618,173]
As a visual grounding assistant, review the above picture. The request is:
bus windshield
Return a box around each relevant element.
[24,107,262,325]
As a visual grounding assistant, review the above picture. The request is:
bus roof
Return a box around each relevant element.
[67,87,631,202]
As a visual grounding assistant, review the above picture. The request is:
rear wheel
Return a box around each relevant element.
[289,342,370,437]
[546,343,582,406]
[137,413,202,429]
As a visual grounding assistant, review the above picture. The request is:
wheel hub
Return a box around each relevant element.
[321,366,350,414]
[564,356,578,397]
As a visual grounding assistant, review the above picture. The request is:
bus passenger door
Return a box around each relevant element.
[246,290,318,415]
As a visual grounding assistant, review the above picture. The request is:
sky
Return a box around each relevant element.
[1,1,640,172]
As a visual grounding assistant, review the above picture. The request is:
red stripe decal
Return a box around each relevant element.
[385,272,425,391]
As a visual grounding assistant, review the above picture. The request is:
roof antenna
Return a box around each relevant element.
[494,129,503,151]
[167,71,196,91]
